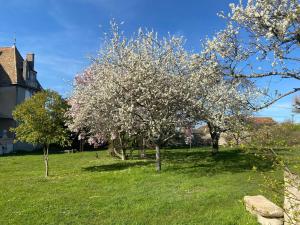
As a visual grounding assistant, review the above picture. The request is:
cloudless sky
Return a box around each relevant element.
[0,0,299,122]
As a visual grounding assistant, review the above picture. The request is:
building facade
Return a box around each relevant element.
[0,46,42,154]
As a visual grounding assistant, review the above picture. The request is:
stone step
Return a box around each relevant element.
[244,195,284,218]
[257,215,283,225]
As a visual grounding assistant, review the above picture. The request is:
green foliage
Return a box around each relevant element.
[248,122,300,149]
[245,122,300,218]
[11,90,70,147]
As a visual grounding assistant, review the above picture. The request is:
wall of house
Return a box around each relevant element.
[0,86,36,152]
[0,86,17,119]
[16,86,33,104]
[0,86,29,137]
[0,86,33,119]
[0,118,15,138]
[16,86,26,104]
[13,141,36,152]
[0,117,15,154]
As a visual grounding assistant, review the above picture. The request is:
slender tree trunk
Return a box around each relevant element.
[121,149,126,161]
[211,132,220,154]
[118,133,127,161]
[140,148,145,158]
[234,135,240,146]
[111,139,126,160]
[207,122,220,155]
[112,147,123,159]
[80,139,84,152]
[130,148,134,160]
[155,145,161,172]
[108,140,116,156]
[44,144,49,177]
[140,138,146,158]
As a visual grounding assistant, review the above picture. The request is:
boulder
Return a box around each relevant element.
[257,215,283,225]
[244,195,284,218]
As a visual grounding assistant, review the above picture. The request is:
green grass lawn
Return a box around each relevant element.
[0,147,296,225]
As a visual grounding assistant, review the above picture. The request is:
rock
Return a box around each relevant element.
[257,215,283,225]
[244,195,284,218]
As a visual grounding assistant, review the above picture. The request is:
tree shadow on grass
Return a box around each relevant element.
[0,150,44,158]
[161,148,274,175]
[0,149,73,158]
[81,148,275,175]
[82,160,153,172]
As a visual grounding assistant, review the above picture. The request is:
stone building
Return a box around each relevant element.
[0,45,42,154]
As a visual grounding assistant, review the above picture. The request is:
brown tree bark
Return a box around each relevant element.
[211,132,220,154]
[207,122,220,154]
[80,139,84,152]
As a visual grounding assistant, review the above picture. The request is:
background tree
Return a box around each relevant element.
[215,1,300,222]
[188,46,258,153]
[12,90,70,177]
[190,0,300,152]
[293,96,300,113]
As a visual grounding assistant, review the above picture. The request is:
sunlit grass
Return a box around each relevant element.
[0,147,293,225]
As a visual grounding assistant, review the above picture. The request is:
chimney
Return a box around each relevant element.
[26,53,34,70]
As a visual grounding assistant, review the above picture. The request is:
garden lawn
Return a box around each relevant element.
[0,147,296,225]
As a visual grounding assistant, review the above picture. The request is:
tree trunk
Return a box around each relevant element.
[207,122,220,155]
[112,147,124,159]
[234,135,240,146]
[140,148,146,158]
[108,140,116,156]
[155,145,161,172]
[121,149,126,161]
[130,148,134,160]
[211,132,220,155]
[140,138,146,158]
[80,139,84,152]
[118,133,126,161]
[44,144,49,177]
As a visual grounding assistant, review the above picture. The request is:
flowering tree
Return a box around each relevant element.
[188,42,258,153]
[216,0,300,106]
[191,76,256,152]
[68,19,259,165]
[215,1,300,222]
[188,0,300,151]
[68,21,194,171]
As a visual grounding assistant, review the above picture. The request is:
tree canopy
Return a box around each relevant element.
[12,90,70,177]
[67,21,257,170]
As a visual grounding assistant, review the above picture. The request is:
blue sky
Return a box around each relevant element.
[0,0,299,122]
